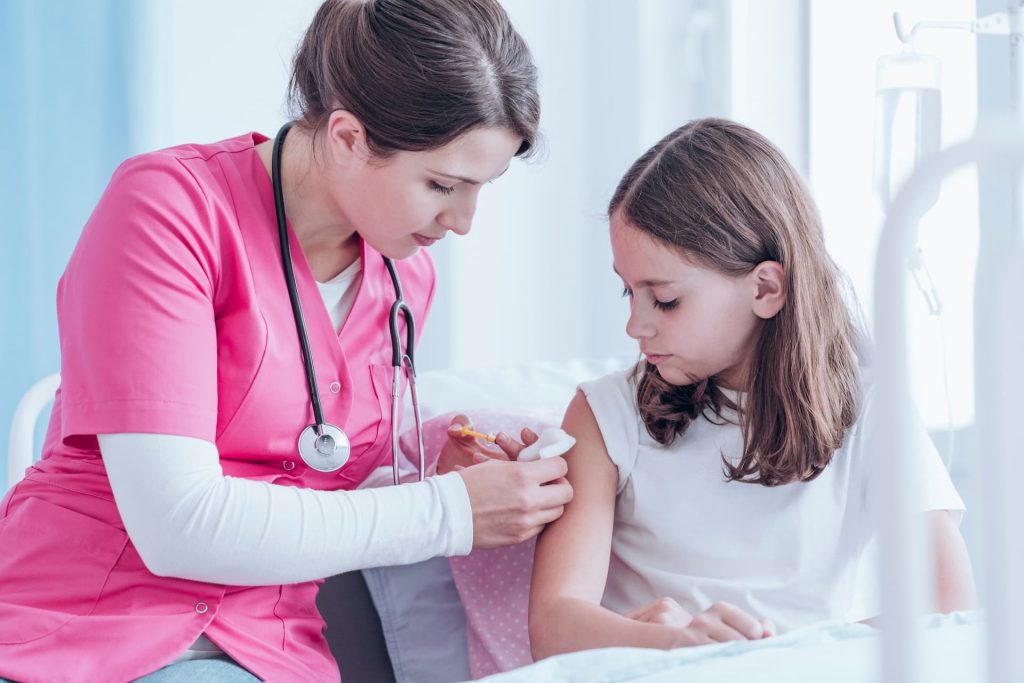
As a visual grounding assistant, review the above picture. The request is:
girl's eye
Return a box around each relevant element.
[622,286,677,311]
[653,298,679,312]
[429,181,456,196]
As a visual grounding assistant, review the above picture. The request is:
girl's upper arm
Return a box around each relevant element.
[930,509,978,612]
[531,390,620,606]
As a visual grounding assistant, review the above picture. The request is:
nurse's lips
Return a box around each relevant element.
[413,233,443,247]
[644,352,670,365]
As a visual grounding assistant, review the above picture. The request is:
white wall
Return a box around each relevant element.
[139,0,322,147]
[429,0,733,371]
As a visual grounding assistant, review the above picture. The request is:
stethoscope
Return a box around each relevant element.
[272,122,426,485]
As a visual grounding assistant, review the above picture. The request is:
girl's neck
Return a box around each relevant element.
[256,126,361,282]
[715,360,749,392]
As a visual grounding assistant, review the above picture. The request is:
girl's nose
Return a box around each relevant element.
[625,306,655,340]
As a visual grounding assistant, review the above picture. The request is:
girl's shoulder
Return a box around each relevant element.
[578,366,638,409]
[577,365,643,493]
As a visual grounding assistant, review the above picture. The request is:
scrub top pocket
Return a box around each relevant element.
[368,363,402,462]
[0,495,127,644]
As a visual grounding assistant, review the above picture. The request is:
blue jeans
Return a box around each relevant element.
[135,657,261,682]
[1,656,259,683]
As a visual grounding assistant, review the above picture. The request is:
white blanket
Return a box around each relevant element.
[478,612,984,683]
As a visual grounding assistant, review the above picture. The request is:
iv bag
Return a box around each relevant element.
[873,51,942,210]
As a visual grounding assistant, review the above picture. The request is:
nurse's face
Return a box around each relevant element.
[328,119,523,259]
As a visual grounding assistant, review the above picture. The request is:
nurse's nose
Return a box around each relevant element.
[437,193,477,236]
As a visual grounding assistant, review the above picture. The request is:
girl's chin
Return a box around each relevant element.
[652,364,706,387]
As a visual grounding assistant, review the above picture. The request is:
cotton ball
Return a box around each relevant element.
[517,428,576,461]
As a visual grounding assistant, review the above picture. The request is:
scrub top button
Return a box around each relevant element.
[329,381,341,394]
[195,602,209,614]
[283,460,296,471]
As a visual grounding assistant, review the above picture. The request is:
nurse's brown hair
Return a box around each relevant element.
[289,0,540,158]
[609,118,861,487]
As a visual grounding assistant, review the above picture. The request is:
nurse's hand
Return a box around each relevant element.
[436,414,539,475]
[457,456,573,549]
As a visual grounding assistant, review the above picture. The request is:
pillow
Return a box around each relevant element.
[363,355,636,682]
[410,355,636,418]
[407,410,559,680]
[360,415,469,683]
[450,539,538,679]
[362,558,471,683]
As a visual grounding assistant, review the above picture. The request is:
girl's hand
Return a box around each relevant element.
[667,602,775,647]
[435,414,539,474]
[626,597,694,628]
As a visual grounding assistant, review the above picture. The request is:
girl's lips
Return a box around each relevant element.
[413,233,441,247]
[644,353,669,365]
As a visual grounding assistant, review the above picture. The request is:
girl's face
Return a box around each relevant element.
[330,125,522,259]
[611,216,775,390]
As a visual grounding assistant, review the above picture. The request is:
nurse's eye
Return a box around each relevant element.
[653,298,679,312]
[621,286,633,299]
[429,181,456,196]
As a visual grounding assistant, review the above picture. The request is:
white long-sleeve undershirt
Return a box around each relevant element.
[99,432,473,586]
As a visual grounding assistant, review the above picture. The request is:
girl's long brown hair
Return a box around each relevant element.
[609,118,861,486]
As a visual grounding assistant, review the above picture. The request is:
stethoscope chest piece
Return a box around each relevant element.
[298,423,351,472]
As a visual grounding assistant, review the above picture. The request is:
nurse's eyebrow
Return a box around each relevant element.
[428,164,511,185]
[612,265,675,288]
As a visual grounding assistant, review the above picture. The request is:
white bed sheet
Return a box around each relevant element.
[477,612,985,683]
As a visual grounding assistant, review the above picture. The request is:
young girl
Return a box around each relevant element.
[528,118,977,657]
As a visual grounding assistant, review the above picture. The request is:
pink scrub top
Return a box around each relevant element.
[0,133,436,683]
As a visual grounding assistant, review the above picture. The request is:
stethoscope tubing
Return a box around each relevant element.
[272,121,425,481]
[273,122,329,435]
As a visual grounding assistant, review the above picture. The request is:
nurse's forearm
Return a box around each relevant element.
[99,432,473,585]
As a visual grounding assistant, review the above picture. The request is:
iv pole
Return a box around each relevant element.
[879,4,1024,683]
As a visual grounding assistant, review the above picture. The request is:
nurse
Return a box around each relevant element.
[0,1,572,681]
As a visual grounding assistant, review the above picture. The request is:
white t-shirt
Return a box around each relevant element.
[579,367,963,633]
[316,257,363,332]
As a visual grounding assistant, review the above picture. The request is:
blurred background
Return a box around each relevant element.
[0,0,1010,559]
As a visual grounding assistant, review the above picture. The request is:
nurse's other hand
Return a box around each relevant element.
[436,415,538,475]
[667,602,775,647]
[457,456,573,549]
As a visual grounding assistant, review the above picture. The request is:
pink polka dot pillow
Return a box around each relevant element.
[450,537,539,678]
[400,410,560,678]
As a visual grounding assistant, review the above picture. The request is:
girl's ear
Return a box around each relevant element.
[751,261,786,319]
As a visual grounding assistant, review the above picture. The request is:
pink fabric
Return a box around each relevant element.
[401,410,557,679]
[451,540,538,679]
[0,133,436,683]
